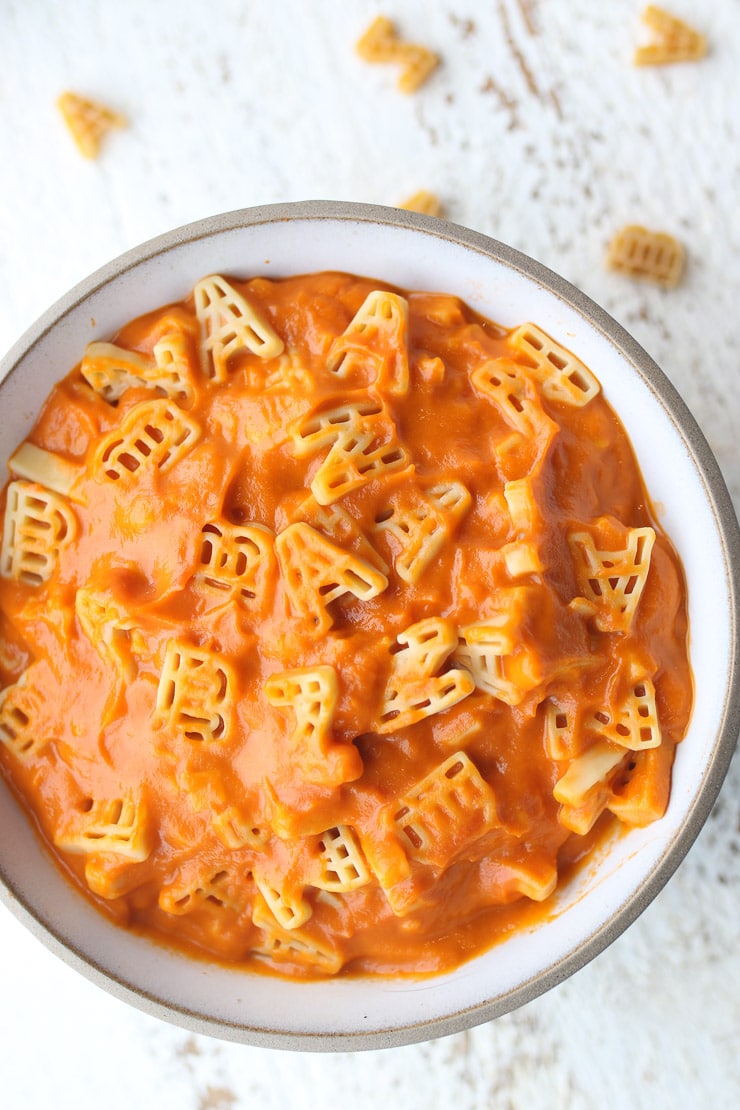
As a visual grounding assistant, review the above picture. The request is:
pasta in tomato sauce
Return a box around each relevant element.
[0,271,692,977]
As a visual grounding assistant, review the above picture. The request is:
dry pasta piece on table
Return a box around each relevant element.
[606,225,685,288]
[400,191,445,218]
[356,16,439,93]
[634,6,708,65]
[57,91,127,158]
[159,863,245,916]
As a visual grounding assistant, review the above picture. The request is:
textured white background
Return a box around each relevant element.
[0,1,738,1107]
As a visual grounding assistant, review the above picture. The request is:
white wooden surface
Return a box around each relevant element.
[1,2,738,1106]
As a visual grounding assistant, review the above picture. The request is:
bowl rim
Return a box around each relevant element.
[1,199,739,1051]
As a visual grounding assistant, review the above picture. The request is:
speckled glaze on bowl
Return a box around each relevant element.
[0,201,738,1051]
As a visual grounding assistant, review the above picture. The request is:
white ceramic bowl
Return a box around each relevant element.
[0,201,738,1050]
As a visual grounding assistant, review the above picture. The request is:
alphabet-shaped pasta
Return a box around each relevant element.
[156,639,234,743]
[1,480,77,586]
[55,795,152,860]
[471,359,554,438]
[293,398,409,505]
[569,522,655,632]
[159,864,243,916]
[327,290,410,395]
[400,190,444,218]
[252,896,343,974]
[76,588,144,684]
[508,323,600,407]
[606,225,685,289]
[456,589,544,707]
[498,857,558,903]
[265,664,360,786]
[151,331,196,405]
[97,399,200,482]
[194,274,284,381]
[374,480,470,585]
[195,520,276,610]
[553,741,625,809]
[81,337,194,406]
[275,522,388,634]
[282,493,388,574]
[503,477,538,532]
[392,751,498,869]
[292,399,384,455]
[312,825,370,892]
[356,16,439,94]
[252,872,311,931]
[0,667,51,761]
[211,805,269,851]
[379,617,474,732]
[471,359,558,474]
[607,742,674,827]
[57,91,126,158]
[81,342,152,402]
[633,5,708,66]
[590,674,661,751]
[544,699,579,761]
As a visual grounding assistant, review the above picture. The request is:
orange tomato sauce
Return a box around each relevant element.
[0,271,692,978]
